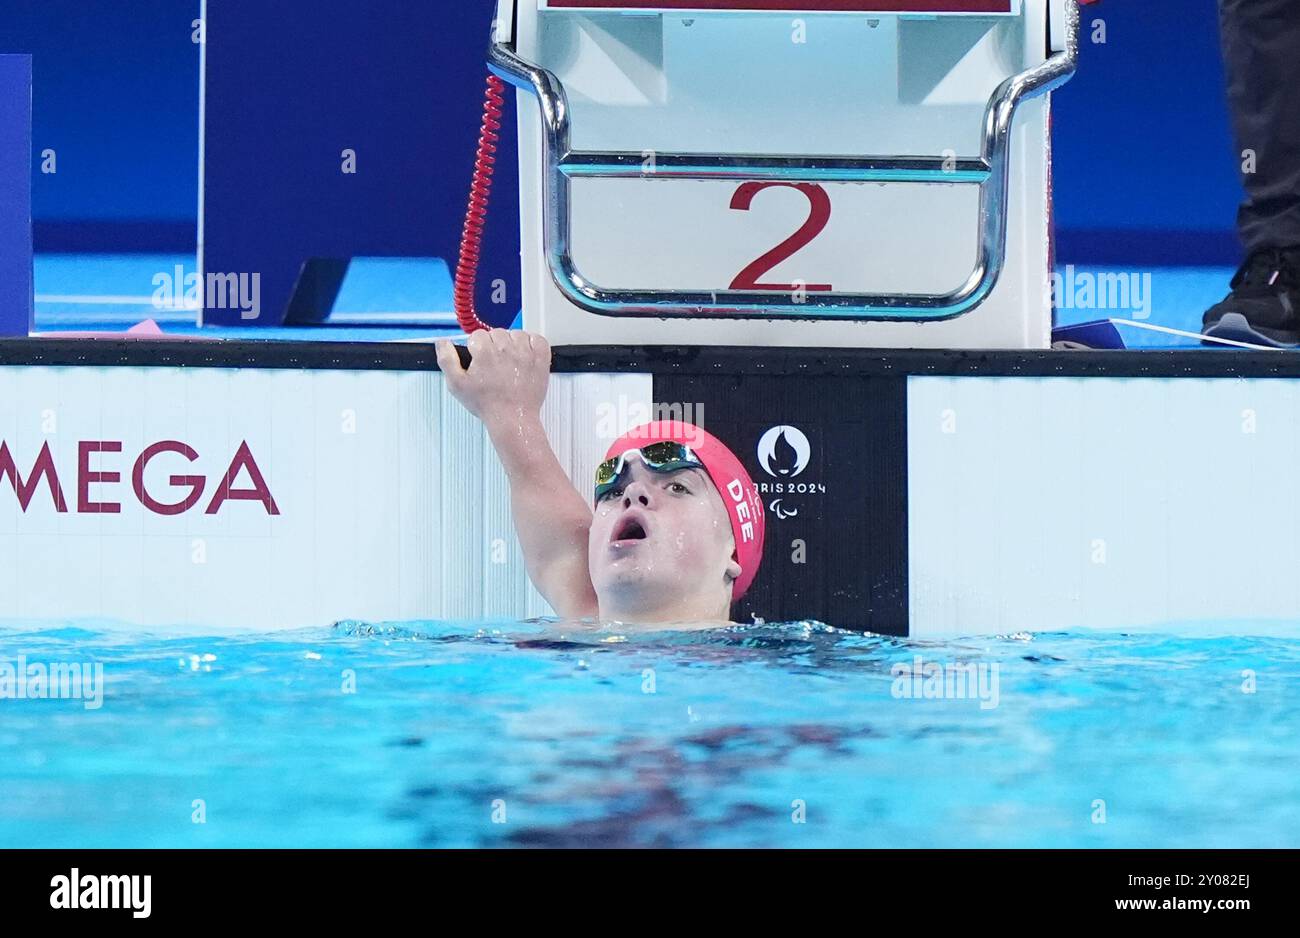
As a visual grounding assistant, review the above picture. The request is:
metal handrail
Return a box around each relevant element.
[489,1,1079,321]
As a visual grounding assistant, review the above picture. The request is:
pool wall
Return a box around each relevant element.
[2,339,1298,637]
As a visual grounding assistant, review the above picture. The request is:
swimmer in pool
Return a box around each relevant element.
[436,329,764,626]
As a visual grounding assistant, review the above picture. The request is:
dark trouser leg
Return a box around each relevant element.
[1219,0,1300,253]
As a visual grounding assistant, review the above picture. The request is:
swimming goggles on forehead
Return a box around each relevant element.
[594,441,705,502]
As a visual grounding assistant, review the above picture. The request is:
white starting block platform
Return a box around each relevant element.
[497,0,1078,348]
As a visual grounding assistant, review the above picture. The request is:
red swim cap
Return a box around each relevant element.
[603,421,765,602]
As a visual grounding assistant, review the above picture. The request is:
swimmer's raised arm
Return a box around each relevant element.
[436,330,599,619]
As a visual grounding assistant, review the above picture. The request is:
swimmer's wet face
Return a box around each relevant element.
[588,456,742,623]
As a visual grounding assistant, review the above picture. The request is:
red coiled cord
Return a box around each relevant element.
[454,75,506,334]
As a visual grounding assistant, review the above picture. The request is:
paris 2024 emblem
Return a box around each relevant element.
[755,425,824,521]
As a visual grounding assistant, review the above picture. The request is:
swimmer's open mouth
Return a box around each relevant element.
[612,515,648,543]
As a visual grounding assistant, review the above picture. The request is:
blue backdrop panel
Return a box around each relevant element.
[0,0,200,252]
[1053,0,1244,263]
[7,0,1249,273]
[0,55,33,337]
[201,0,518,328]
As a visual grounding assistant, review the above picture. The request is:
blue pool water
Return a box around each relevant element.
[1,620,1297,848]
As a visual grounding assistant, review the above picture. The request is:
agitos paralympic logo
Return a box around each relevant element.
[0,440,279,515]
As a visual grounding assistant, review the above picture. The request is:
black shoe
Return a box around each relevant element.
[1202,247,1300,348]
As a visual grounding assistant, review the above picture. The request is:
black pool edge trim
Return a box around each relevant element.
[2,337,1300,377]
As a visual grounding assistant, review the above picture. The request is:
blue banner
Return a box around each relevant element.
[201,0,517,328]
[0,55,32,337]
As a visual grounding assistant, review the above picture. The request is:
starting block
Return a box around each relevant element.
[494,0,1079,348]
